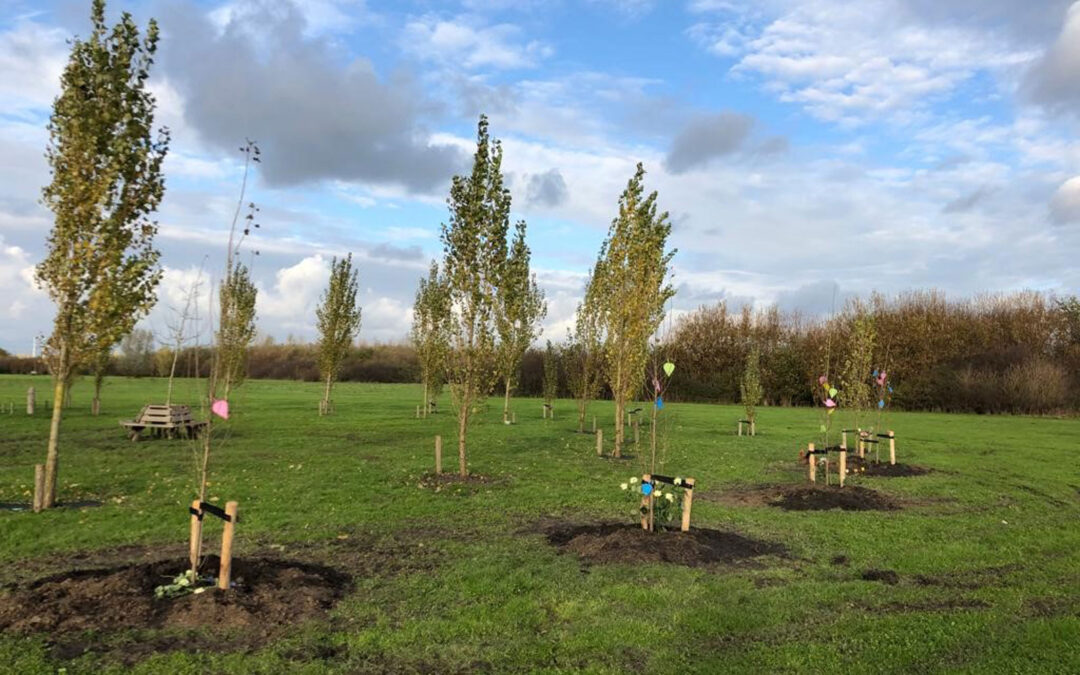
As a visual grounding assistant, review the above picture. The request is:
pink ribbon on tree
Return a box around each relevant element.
[211,399,229,420]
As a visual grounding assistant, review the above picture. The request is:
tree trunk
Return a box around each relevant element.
[321,374,332,416]
[422,380,428,418]
[457,387,470,477]
[650,397,658,474]
[614,396,624,457]
[502,378,511,423]
[577,399,586,433]
[43,372,67,509]
[92,372,103,416]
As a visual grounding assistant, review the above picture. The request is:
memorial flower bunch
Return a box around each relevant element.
[620,476,680,525]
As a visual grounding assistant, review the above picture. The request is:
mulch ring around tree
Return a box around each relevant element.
[706,484,901,511]
[414,472,505,494]
[846,456,930,477]
[0,533,442,665]
[0,555,349,642]
[539,521,787,568]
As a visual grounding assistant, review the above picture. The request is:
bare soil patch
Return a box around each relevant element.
[0,554,349,637]
[847,456,930,477]
[709,484,901,511]
[540,521,787,568]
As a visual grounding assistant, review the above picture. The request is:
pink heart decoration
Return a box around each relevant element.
[653,377,661,393]
[818,375,827,385]
[876,371,887,386]
[824,398,837,408]
[211,399,229,420]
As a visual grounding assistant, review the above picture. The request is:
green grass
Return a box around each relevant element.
[0,374,1078,674]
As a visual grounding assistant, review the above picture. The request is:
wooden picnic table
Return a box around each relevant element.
[120,404,207,441]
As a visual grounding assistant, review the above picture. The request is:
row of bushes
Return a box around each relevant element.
[3,291,1077,414]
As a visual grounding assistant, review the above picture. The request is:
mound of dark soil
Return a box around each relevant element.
[773,485,900,511]
[847,456,929,477]
[542,522,787,567]
[861,568,900,585]
[0,555,350,637]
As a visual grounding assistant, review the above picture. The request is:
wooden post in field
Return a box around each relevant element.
[641,474,651,531]
[634,419,640,444]
[596,428,603,456]
[32,464,44,513]
[840,431,847,452]
[218,501,239,590]
[511,412,516,425]
[542,405,547,419]
[889,430,896,465]
[738,420,743,436]
[680,478,696,532]
[857,429,865,459]
[435,435,443,474]
[415,405,420,419]
[189,499,203,573]
[808,443,816,483]
[26,387,35,416]
[592,416,596,433]
[839,448,847,488]
[751,420,756,437]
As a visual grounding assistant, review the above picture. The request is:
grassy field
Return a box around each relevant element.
[0,374,1078,674]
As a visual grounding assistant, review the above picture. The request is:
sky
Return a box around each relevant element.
[1,0,1079,354]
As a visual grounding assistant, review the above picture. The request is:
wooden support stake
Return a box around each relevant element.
[511,412,516,425]
[189,499,203,573]
[634,419,640,444]
[542,405,547,419]
[858,428,865,459]
[889,430,896,465]
[840,432,847,451]
[26,387,34,416]
[218,501,239,590]
[32,464,44,513]
[738,421,743,436]
[680,478,696,532]
[808,443,816,483]
[592,416,596,433]
[641,474,651,530]
[435,435,443,474]
[596,428,603,456]
[751,421,756,437]
[839,449,847,488]
[415,405,420,419]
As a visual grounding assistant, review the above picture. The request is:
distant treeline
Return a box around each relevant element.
[2,291,1077,414]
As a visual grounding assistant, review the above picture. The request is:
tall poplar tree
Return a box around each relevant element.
[441,115,510,476]
[316,254,362,415]
[35,0,169,508]
[565,272,604,433]
[495,222,546,422]
[741,344,763,426]
[411,261,451,417]
[593,164,675,457]
[542,340,559,407]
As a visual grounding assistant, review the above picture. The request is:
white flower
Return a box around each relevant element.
[655,491,663,499]
[629,477,639,484]
[620,483,628,490]
[665,493,675,502]
[193,587,206,594]
[674,477,682,486]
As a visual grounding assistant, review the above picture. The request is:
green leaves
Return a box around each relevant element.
[37,0,168,377]
[316,253,363,392]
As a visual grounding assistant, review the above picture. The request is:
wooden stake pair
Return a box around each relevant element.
[639,474,696,532]
[737,420,757,436]
[188,500,240,590]
[542,404,554,419]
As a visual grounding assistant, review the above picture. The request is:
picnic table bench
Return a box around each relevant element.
[120,404,207,441]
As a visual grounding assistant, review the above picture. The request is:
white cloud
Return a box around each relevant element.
[0,236,44,351]
[694,0,1038,123]
[256,255,330,333]
[402,16,553,70]
[0,18,66,116]
[1050,176,1080,223]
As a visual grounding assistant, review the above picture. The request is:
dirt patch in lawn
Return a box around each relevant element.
[415,472,504,495]
[0,554,349,638]
[846,456,930,477]
[540,521,787,568]
[0,532,443,665]
[709,484,901,511]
